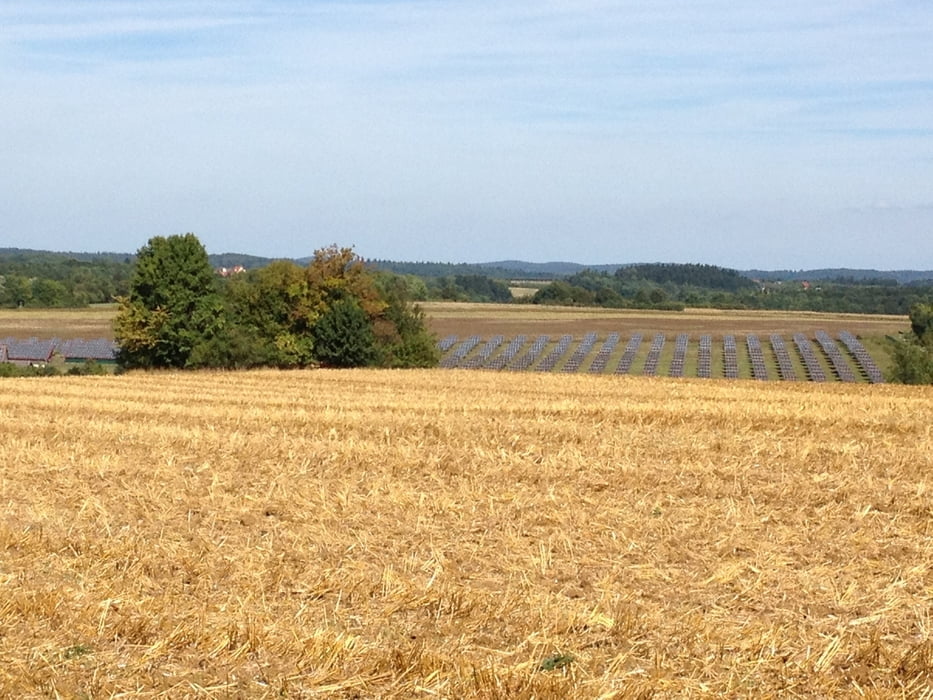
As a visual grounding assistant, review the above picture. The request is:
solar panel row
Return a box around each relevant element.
[697,335,712,379]
[486,335,526,370]
[588,333,620,374]
[723,335,739,379]
[815,331,857,382]
[439,335,481,368]
[746,334,769,381]
[0,336,117,362]
[770,334,798,381]
[669,333,689,377]
[460,335,504,370]
[536,334,573,372]
[562,332,597,373]
[642,333,666,377]
[615,334,643,374]
[510,335,549,371]
[436,335,459,353]
[793,333,826,382]
[838,331,884,383]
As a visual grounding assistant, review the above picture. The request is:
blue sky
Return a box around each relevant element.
[2,1,932,269]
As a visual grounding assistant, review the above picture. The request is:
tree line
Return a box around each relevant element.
[524,266,933,315]
[113,235,438,370]
[0,250,132,307]
[3,247,932,316]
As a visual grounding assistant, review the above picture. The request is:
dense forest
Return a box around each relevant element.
[0,249,133,307]
[526,265,933,315]
[1,248,932,315]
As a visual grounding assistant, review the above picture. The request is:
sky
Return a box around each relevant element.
[2,1,932,270]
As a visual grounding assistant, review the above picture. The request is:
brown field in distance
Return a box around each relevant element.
[2,369,932,696]
[0,303,909,343]
[0,306,119,341]
[422,302,908,340]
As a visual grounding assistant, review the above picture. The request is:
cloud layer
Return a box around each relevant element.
[2,1,932,267]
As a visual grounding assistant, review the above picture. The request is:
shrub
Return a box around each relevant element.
[312,298,377,368]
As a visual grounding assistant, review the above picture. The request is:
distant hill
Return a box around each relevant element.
[209,252,291,269]
[482,260,625,276]
[2,247,932,285]
[366,260,560,279]
[0,247,132,264]
[491,261,933,285]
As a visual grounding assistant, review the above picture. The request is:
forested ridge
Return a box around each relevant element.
[1,247,932,315]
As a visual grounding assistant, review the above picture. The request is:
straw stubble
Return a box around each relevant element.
[1,369,931,697]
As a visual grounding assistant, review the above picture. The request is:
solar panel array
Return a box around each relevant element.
[815,331,857,382]
[439,335,481,368]
[838,331,884,383]
[59,338,119,361]
[588,333,620,373]
[0,336,117,363]
[437,335,459,353]
[436,331,887,383]
[746,335,769,381]
[1,336,58,362]
[510,335,549,371]
[697,335,712,378]
[536,334,573,372]
[669,333,688,377]
[460,335,504,369]
[0,331,891,382]
[642,333,666,376]
[770,334,798,381]
[562,332,598,372]
[487,335,526,370]
[723,335,739,379]
[793,333,826,382]
[615,334,643,374]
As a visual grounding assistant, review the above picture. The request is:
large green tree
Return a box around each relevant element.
[114,234,224,369]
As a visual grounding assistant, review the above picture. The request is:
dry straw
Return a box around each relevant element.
[1,369,932,697]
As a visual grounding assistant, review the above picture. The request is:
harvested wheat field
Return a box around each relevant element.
[1,370,932,698]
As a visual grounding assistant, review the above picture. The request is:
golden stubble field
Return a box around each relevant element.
[1,369,932,698]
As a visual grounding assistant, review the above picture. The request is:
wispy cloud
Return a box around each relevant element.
[1,1,932,267]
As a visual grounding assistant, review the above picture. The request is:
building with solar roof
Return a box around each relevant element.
[0,337,118,367]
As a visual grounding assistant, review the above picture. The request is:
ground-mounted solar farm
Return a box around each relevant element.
[0,304,906,383]
[436,330,886,382]
[422,303,905,382]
